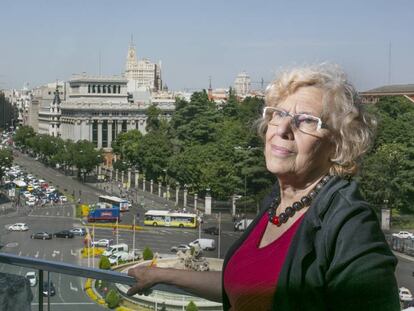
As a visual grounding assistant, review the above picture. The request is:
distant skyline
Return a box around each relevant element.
[1,0,413,92]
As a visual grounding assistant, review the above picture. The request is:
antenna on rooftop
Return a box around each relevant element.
[209,76,212,90]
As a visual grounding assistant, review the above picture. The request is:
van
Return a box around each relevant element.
[234,219,253,231]
[103,243,129,257]
[189,238,215,251]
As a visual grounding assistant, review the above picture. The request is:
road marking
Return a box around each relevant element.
[71,249,78,256]
[57,212,60,216]
[67,212,70,217]
[52,250,60,257]
[46,212,49,215]
[70,282,79,292]
[34,251,39,258]
[18,251,22,256]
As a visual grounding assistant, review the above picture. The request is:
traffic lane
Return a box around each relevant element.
[14,151,101,204]
[89,226,242,258]
[396,254,414,291]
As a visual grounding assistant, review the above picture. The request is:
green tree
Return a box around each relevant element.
[111,130,143,167]
[105,289,120,309]
[186,301,198,311]
[359,96,414,214]
[170,91,220,145]
[99,256,111,270]
[142,246,154,260]
[13,125,35,148]
[72,140,103,181]
[0,148,13,180]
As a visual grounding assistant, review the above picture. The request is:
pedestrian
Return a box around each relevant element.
[127,64,400,310]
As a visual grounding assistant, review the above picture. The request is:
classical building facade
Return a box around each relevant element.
[125,41,162,92]
[59,74,152,165]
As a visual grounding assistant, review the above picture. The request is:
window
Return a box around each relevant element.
[97,85,101,93]
[102,120,108,148]
[92,120,98,147]
[122,120,127,132]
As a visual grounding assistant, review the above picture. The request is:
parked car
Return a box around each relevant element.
[31,232,52,240]
[54,230,74,239]
[59,196,67,202]
[42,282,56,296]
[203,226,219,235]
[392,231,414,239]
[91,239,113,248]
[25,271,37,287]
[69,228,86,236]
[170,244,191,253]
[108,251,139,264]
[8,223,29,231]
[399,287,413,301]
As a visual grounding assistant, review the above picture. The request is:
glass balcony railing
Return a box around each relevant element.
[0,252,136,311]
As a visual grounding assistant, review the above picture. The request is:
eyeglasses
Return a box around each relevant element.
[262,106,327,134]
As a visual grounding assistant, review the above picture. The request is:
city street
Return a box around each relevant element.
[3,152,414,309]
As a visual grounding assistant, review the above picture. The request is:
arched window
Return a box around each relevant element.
[107,85,111,94]
[98,85,101,93]
[103,85,106,93]
[118,85,121,93]
[88,85,91,93]
[92,85,96,93]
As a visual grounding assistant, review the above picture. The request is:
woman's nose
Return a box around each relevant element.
[276,116,294,139]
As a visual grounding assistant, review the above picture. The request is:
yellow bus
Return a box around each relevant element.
[144,210,197,228]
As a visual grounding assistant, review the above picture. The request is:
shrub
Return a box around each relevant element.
[142,246,154,260]
[99,256,111,270]
[105,289,120,309]
[186,301,198,311]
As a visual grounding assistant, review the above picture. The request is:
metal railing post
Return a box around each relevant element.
[39,269,43,311]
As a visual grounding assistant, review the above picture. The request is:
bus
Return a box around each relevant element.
[98,195,129,212]
[144,210,197,228]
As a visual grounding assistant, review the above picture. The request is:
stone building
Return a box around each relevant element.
[59,74,148,166]
[124,41,162,92]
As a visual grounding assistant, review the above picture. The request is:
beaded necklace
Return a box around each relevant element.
[268,175,332,226]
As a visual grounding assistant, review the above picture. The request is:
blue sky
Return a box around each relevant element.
[1,0,413,91]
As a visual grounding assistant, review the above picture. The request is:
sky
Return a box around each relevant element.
[0,0,413,92]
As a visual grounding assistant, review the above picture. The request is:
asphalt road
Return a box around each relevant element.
[7,151,414,308]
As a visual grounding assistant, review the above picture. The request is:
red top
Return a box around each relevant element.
[223,213,305,311]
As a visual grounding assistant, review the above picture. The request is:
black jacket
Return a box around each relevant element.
[222,176,400,310]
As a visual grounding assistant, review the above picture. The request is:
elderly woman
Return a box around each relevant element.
[127,64,400,310]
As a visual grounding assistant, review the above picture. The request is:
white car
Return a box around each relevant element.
[25,271,37,287]
[399,287,413,301]
[59,196,67,202]
[26,200,35,206]
[392,231,414,239]
[91,239,112,248]
[45,187,56,194]
[22,191,31,199]
[108,251,139,264]
[170,244,191,253]
[8,223,29,231]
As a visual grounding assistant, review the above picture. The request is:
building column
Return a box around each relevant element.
[97,120,103,148]
[127,168,131,190]
[134,170,139,188]
[117,120,122,134]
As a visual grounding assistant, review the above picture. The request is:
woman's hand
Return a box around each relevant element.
[127,265,157,296]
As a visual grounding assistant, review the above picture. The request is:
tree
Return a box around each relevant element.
[142,246,154,260]
[13,126,35,148]
[105,289,120,309]
[170,91,220,145]
[186,301,198,311]
[99,256,111,270]
[0,148,13,180]
[72,140,103,181]
[359,96,414,214]
[111,130,143,167]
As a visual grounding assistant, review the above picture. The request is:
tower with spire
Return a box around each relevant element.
[124,36,162,92]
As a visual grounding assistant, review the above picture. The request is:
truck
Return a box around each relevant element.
[87,208,120,223]
[234,219,253,231]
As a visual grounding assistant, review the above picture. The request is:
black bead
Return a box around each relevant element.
[301,195,311,206]
[292,201,303,211]
[309,190,317,199]
[279,213,288,223]
[316,183,323,191]
[285,206,295,217]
